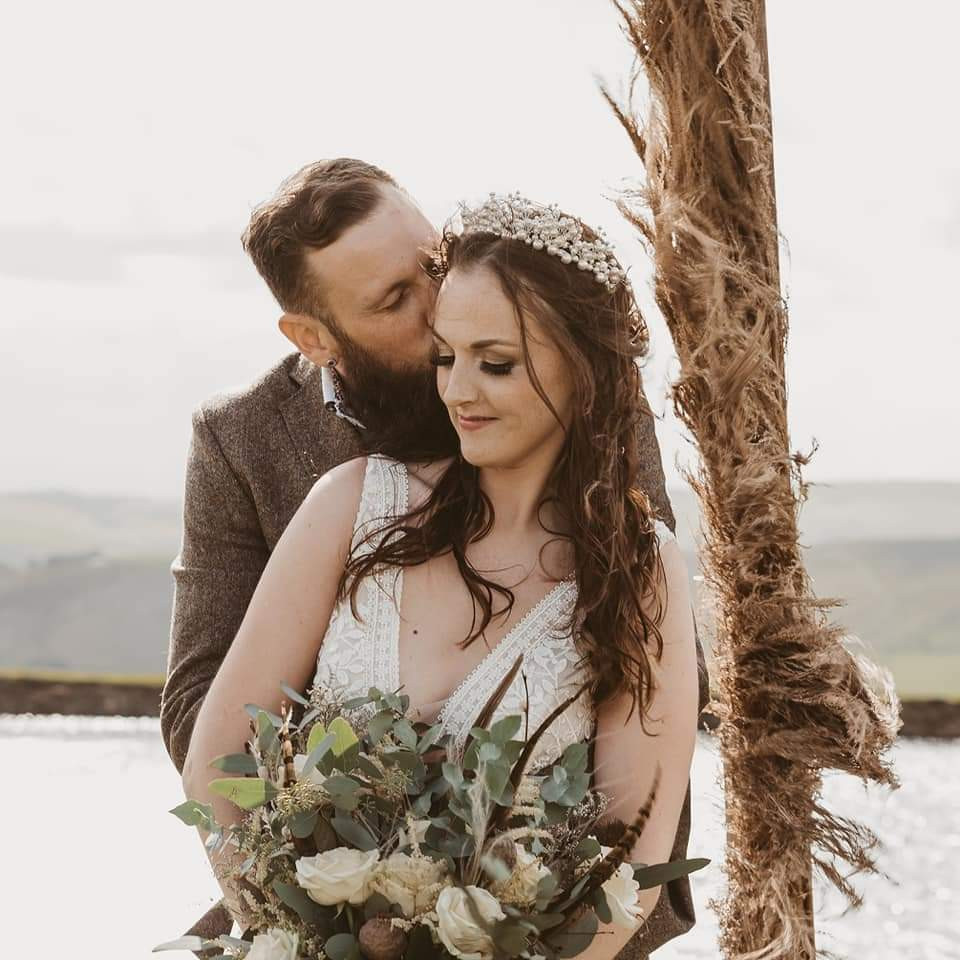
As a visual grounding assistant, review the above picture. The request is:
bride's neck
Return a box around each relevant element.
[477,457,564,536]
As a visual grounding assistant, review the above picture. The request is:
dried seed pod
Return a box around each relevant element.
[358,917,407,960]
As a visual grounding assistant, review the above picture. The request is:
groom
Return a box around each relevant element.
[162,158,709,957]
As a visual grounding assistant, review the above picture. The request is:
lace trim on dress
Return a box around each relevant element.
[437,577,580,759]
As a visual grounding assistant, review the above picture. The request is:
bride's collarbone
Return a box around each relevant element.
[396,555,570,703]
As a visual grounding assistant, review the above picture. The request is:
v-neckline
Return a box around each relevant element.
[386,461,577,727]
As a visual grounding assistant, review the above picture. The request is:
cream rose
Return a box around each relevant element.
[370,852,449,917]
[245,927,299,960]
[435,885,505,960]
[492,844,551,906]
[597,845,644,929]
[295,847,380,906]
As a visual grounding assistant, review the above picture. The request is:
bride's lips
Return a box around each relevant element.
[457,414,497,432]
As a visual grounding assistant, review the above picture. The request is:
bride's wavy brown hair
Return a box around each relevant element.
[338,218,669,719]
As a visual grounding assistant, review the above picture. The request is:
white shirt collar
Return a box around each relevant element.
[320,363,366,431]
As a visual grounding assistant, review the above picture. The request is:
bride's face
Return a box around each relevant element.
[431,265,574,471]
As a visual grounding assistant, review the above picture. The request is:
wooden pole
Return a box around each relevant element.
[603,1,900,956]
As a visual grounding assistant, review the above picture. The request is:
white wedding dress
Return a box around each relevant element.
[312,455,675,770]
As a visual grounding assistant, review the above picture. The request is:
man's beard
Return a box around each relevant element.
[336,335,458,462]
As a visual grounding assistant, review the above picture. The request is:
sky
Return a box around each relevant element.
[2,0,958,499]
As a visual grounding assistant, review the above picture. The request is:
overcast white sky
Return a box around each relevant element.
[2,0,958,499]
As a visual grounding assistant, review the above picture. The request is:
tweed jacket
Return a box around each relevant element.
[162,351,710,958]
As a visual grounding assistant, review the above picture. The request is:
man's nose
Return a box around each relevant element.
[415,275,439,327]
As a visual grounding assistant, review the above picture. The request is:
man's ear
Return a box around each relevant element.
[278,313,340,367]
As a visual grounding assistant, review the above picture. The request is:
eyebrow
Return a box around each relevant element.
[431,332,519,350]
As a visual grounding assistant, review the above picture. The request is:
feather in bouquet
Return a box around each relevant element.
[155,667,708,960]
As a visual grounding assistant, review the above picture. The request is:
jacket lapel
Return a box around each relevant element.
[278,354,362,481]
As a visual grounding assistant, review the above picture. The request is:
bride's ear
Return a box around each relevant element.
[278,313,339,367]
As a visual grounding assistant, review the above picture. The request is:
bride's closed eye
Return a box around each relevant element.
[429,351,515,376]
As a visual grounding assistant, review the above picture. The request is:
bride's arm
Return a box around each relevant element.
[577,540,700,960]
[180,456,367,921]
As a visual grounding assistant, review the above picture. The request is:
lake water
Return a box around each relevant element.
[8,716,958,959]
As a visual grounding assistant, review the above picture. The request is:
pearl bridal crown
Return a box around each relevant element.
[458,192,627,292]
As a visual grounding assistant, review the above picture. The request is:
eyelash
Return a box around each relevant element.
[430,354,515,376]
[388,289,408,310]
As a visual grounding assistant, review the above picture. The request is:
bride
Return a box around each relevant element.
[181,194,699,960]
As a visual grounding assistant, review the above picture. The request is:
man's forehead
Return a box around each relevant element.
[304,198,434,303]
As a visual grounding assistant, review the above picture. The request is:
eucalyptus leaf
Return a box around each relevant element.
[441,762,464,788]
[169,799,215,829]
[152,936,207,952]
[536,872,560,909]
[362,891,395,919]
[257,710,280,756]
[417,723,444,753]
[488,714,522,743]
[547,908,598,958]
[540,776,567,804]
[273,879,330,924]
[323,774,362,811]
[280,682,310,706]
[368,709,395,745]
[591,888,612,924]
[356,755,384,780]
[305,721,329,755]
[343,694,375,710]
[301,732,336,777]
[392,717,418,750]
[575,836,601,861]
[561,741,589,775]
[209,752,259,775]
[300,706,321,727]
[331,815,378,851]
[289,809,319,839]
[633,857,711,889]
[530,912,566,931]
[484,761,513,805]
[381,747,421,773]
[478,741,502,763]
[325,933,361,960]
[209,777,279,810]
[492,919,529,955]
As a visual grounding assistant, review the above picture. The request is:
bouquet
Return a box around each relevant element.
[156,674,707,960]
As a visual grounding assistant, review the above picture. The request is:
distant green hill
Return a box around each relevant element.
[0,486,957,698]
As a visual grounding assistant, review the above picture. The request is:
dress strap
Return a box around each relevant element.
[351,456,410,556]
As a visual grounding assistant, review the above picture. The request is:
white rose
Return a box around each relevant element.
[597,846,643,929]
[435,885,505,960]
[397,818,431,849]
[296,847,380,906]
[292,752,327,787]
[492,844,551,906]
[370,852,449,917]
[245,927,299,960]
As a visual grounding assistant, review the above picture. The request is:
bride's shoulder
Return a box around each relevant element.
[298,456,370,531]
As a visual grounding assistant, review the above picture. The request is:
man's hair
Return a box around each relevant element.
[241,158,398,319]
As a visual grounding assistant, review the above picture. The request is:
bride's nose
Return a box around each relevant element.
[438,357,479,408]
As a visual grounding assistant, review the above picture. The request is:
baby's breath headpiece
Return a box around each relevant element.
[458,191,626,292]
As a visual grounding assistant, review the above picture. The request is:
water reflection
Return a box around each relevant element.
[5,716,956,959]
